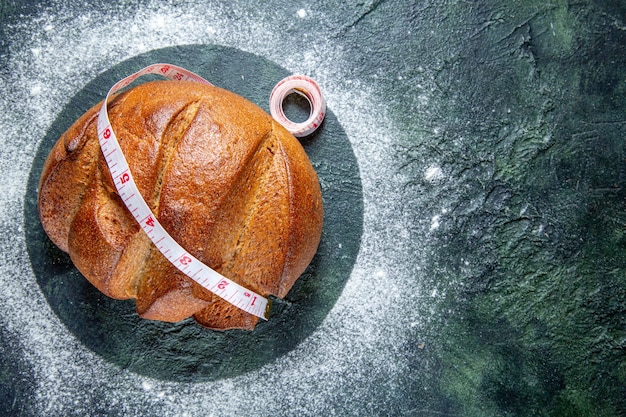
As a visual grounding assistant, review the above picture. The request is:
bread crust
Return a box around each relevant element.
[38,80,323,330]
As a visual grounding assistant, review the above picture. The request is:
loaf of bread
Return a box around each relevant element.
[38,80,323,330]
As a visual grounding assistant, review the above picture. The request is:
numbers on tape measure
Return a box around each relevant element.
[179,255,192,266]
[145,216,155,228]
[119,172,130,184]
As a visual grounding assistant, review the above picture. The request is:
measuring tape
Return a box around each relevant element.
[269,75,326,137]
[95,63,325,321]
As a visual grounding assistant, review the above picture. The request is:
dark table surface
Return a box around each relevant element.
[1,1,625,416]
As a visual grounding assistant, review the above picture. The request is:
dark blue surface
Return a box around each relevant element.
[1,0,625,415]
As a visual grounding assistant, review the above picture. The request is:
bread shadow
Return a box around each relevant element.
[24,44,363,382]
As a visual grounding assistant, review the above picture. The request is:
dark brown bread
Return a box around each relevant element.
[38,80,323,330]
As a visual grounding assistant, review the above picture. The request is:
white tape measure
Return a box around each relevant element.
[269,75,326,137]
[95,63,325,321]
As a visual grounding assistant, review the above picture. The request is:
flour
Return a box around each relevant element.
[430,214,441,231]
[0,1,438,415]
[424,165,443,181]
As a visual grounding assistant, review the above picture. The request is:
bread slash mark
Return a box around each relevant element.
[151,100,202,214]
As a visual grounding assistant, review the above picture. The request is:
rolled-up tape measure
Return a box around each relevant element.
[269,75,326,137]
[95,63,325,321]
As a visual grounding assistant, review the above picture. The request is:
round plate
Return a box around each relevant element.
[24,44,363,382]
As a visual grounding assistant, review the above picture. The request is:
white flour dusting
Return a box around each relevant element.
[0,1,436,415]
[424,165,443,181]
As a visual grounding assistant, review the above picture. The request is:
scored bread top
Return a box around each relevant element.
[38,80,323,330]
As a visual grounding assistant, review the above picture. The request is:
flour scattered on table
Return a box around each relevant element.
[430,214,441,231]
[0,1,440,415]
[424,165,443,181]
